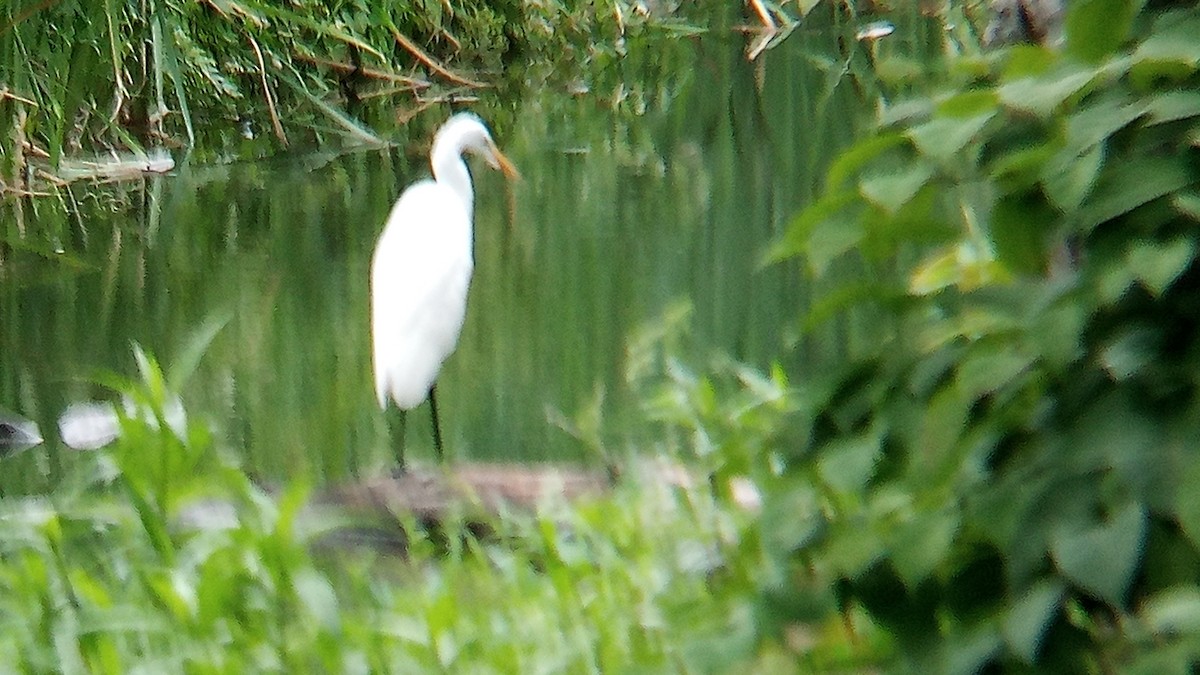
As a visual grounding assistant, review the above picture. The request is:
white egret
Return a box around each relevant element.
[371,112,518,467]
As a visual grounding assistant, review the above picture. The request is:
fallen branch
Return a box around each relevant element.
[179,461,760,556]
[47,152,174,184]
[321,463,614,521]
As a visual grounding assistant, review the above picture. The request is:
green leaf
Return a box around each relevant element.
[817,426,882,495]
[154,16,195,148]
[1146,90,1200,125]
[909,244,1010,295]
[1065,0,1138,63]
[943,624,1003,675]
[956,346,1035,401]
[1050,502,1147,606]
[1075,157,1196,233]
[1130,12,1200,87]
[992,191,1057,274]
[762,483,825,554]
[1067,394,1164,504]
[806,209,864,275]
[878,98,935,128]
[937,90,1001,118]
[1121,648,1195,675]
[1063,95,1145,156]
[167,312,231,391]
[795,0,823,16]
[1175,191,1200,220]
[1099,327,1158,380]
[864,184,952,256]
[908,113,994,164]
[801,282,895,333]
[823,518,886,578]
[1142,587,1200,636]
[1126,238,1195,297]
[766,191,860,265]
[293,569,340,631]
[998,65,1097,118]
[1029,302,1085,369]
[909,247,962,295]
[1096,258,1138,303]
[859,164,936,215]
[914,384,971,481]
[131,343,168,408]
[1002,45,1057,79]
[1002,579,1065,664]
[825,132,909,192]
[143,571,196,622]
[989,141,1060,192]
[1173,457,1200,551]
[1042,143,1105,214]
[875,56,927,88]
[918,307,1020,354]
[889,508,960,588]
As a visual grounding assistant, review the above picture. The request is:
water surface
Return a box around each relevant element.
[0,16,937,490]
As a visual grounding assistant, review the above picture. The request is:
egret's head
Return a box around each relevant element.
[433,112,519,180]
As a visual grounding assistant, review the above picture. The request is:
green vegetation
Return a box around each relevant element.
[5,0,1200,671]
[766,1,1200,669]
[0,346,826,671]
[0,0,717,184]
[1,0,525,164]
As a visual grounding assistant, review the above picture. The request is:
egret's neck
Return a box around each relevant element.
[431,152,474,220]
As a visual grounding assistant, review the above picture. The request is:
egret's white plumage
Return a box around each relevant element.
[371,113,517,416]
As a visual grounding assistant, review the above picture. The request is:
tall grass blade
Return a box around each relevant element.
[276,72,384,146]
[214,0,384,60]
[155,17,195,146]
[166,311,232,391]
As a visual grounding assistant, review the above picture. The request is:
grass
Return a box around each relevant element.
[0,0,728,190]
[0,345,888,671]
[2,0,508,173]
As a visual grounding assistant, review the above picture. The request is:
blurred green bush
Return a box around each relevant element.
[762,1,1200,670]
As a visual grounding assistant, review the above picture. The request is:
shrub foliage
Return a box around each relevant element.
[764,1,1200,670]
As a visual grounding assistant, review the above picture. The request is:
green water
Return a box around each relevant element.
[0,16,937,489]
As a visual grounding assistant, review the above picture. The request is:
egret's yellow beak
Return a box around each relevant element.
[487,141,520,181]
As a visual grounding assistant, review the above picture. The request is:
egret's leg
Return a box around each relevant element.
[388,407,408,472]
[429,384,444,462]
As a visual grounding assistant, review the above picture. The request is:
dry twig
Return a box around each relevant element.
[248,36,288,147]
[0,87,37,107]
[390,27,487,89]
[748,0,775,28]
[293,53,431,89]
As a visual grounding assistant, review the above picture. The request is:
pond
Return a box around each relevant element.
[0,12,937,492]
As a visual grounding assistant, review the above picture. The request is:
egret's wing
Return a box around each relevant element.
[371,181,474,409]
